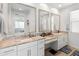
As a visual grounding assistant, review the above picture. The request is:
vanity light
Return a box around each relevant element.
[40,3,49,10]
[58,4,62,7]
[18,8,22,11]
[51,8,59,14]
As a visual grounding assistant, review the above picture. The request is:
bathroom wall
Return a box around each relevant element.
[59,3,79,49]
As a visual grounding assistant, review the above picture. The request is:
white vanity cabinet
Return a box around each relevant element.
[18,46,38,56]
[17,41,38,56]
[37,39,45,56]
[0,39,45,56]
[51,34,68,51]
[0,46,17,56]
[58,34,68,50]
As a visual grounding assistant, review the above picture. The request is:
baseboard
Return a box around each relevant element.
[69,43,79,49]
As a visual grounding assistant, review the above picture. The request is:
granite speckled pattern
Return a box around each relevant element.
[0,32,68,48]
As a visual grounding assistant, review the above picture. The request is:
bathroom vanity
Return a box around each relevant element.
[0,32,68,56]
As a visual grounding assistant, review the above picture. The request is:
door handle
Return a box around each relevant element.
[27,49,29,56]
[29,49,31,56]
[27,49,31,56]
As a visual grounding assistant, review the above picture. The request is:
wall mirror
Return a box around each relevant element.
[9,4,36,35]
[0,3,3,13]
[53,14,60,32]
[0,16,3,34]
[39,10,50,33]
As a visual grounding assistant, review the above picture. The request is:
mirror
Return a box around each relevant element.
[0,3,3,13]
[39,10,50,33]
[52,14,60,32]
[9,3,36,35]
[0,16,2,33]
[11,4,26,33]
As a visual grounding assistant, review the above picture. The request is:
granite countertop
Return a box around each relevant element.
[44,32,68,41]
[0,36,44,48]
[0,32,68,49]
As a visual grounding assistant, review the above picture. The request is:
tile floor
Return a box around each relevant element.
[45,46,79,56]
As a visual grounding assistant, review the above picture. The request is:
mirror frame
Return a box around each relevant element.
[51,13,60,32]
[38,9,50,33]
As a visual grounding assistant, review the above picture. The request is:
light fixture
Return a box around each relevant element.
[51,8,59,14]
[19,8,22,10]
[58,4,62,7]
[40,3,49,10]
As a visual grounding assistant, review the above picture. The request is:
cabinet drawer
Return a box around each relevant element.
[45,38,57,44]
[0,46,16,54]
[38,39,45,44]
[0,51,16,56]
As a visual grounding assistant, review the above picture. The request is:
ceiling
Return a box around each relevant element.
[10,4,33,14]
[46,3,74,9]
[10,3,75,11]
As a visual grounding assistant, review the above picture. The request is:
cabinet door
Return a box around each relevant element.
[38,44,44,56]
[64,34,68,43]
[51,35,68,51]
[30,46,38,56]
[0,46,17,56]
[37,39,45,56]
[18,48,30,56]
[58,36,64,44]
[58,36,65,50]
[17,41,37,56]
[58,35,68,50]
[7,52,16,56]
[3,52,16,56]
[18,46,38,56]
[0,51,17,56]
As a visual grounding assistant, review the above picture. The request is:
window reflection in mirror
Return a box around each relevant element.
[14,14,25,33]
